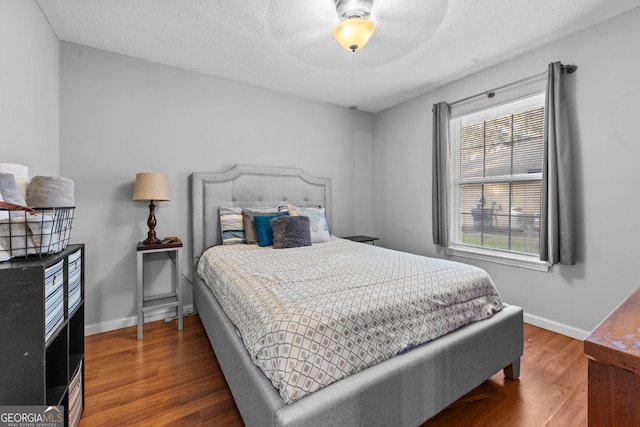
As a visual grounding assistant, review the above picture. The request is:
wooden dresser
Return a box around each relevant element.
[584,287,640,426]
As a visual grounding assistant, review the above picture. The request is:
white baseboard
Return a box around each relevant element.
[85,304,194,336]
[524,312,589,341]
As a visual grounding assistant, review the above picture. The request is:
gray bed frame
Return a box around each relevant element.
[190,165,523,427]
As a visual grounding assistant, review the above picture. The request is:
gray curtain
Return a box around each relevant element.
[432,102,450,246]
[540,62,576,265]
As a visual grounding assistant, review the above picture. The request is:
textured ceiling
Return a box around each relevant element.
[36,0,640,112]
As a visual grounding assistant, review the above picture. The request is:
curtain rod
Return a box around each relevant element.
[449,64,577,107]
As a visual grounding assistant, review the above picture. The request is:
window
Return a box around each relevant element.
[449,93,545,258]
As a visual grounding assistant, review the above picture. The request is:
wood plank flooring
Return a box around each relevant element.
[424,323,587,427]
[80,316,587,427]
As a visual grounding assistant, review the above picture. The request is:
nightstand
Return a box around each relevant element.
[136,239,183,340]
[342,235,380,245]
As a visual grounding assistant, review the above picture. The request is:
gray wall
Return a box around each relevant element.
[373,7,640,338]
[5,0,639,338]
[0,0,59,176]
[59,43,374,333]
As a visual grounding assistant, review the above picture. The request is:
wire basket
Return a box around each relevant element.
[0,207,75,262]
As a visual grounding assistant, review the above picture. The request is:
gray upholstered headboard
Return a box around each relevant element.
[190,164,331,269]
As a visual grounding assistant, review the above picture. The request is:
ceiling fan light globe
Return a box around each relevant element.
[334,17,375,52]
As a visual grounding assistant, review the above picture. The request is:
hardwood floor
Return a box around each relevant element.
[80,315,242,426]
[424,323,587,427]
[80,316,587,427]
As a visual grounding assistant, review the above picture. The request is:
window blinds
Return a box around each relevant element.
[450,93,545,254]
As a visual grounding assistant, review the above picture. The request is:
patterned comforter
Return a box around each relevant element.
[197,238,503,403]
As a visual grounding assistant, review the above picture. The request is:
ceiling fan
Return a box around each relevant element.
[333,0,376,52]
[266,0,447,71]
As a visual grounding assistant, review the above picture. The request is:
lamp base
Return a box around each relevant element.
[142,233,162,246]
[143,200,162,245]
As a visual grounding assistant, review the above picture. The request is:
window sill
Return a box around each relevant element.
[445,244,550,272]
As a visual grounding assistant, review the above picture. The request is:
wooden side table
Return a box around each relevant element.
[136,239,183,340]
[584,287,640,426]
[342,235,380,245]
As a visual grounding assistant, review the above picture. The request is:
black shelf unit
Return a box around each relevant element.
[0,244,85,427]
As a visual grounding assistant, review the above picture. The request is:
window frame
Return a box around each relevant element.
[445,92,550,272]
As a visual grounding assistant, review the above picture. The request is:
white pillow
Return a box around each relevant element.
[287,204,331,243]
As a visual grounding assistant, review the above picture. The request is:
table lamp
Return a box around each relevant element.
[133,172,170,245]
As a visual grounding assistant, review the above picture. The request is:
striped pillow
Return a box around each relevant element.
[219,207,245,244]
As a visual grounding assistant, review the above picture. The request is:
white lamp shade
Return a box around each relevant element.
[133,173,170,201]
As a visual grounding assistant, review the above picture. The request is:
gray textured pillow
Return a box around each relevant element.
[272,215,312,249]
[26,176,75,207]
[0,173,27,206]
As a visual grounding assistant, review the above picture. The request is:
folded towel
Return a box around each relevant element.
[0,172,27,206]
[0,163,28,179]
[26,176,75,207]
[0,164,29,200]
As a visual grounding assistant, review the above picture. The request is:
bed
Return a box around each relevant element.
[190,165,523,427]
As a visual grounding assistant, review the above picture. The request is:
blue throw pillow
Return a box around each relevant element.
[254,213,288,247]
